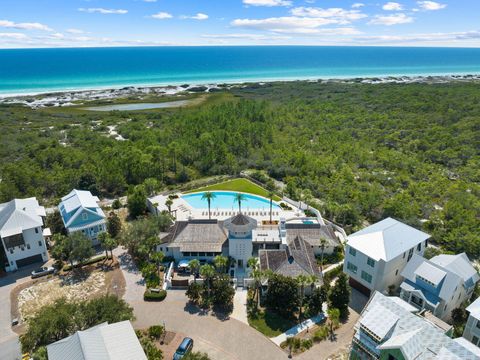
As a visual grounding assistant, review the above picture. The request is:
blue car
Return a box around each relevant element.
[173,337,194,359]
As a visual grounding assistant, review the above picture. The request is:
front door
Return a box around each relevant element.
[237,259,243,268]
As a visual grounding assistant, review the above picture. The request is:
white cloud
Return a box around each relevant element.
[143,0,157,2]
[181,13,209,20]
[0,32,29,40]
[368,13,413,25]
[243,0,292,7]
[417,1,446,11]
[382,2,403,11]
[202,33,291,40]
[290,7,368,23]
[151,12,173,19]
[355,31,480,43]
[66,28,86,34]
[0,20,52,31]
[352,3,365,8]
[78,8,128,14]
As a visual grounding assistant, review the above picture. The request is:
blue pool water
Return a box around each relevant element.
[1,46,480,95]
[182,191,280,210]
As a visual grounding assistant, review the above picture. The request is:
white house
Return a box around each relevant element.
[59,189,106,245]
[343,217,430,296]
[464,297,480,348]
[400,253,479,322]
[47,321,146,360]
[0,197,49,272]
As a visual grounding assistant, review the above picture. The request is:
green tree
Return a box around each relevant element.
[70,232,95,267]
[151,251,165,278]
[211,276,235,311]
[213,255,228,274]
[234,193,246,213]
[201,191,216,219]
[265,274,299,319]
[143,178,160,197]
[45,211,66,236]
[189,259,200,283]
[307,286,328,316]
[165,198,173,214]
[328,273,350,318]
[186,282,202,304]
[200,264,216,300]
[296,275,316,321]
[107,211,122,238]
[98,232,116,259]
[319,238,327,272]
[127,185,147,219]
[327,308,340,340]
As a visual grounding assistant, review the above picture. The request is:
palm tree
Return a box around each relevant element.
[200,264,216,298]
[285,337,301,358]
[319,238,327,273]
[234,193,246,213]
[327,308,340,340]
[247,257,258,272]
[151,251,165,278]
[296,274,310,321]
[189,259,200,283]
[268,191,275,223]
[213,255,228,274]
[201,191,216,219]
[98,232,116,259]
[165,199,173,213]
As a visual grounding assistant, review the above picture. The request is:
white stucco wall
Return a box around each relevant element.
[3,227,48,271]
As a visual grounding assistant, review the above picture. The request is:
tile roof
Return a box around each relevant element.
[47,321,147,360]
[347,217,430,261]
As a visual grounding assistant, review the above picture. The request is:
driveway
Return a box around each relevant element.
[0,265,45,360]
[132,290,286,360]
[114,249,285,360]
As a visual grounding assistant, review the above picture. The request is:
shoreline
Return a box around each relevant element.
[1,73,480,109]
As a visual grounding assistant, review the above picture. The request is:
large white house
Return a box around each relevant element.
[343,217,430,296]
[59,189,106,245]
[400,253,479,322]
[464,297,480,348]
[0,197,50,272]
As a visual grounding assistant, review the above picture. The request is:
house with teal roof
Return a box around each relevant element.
[59,189,106,245]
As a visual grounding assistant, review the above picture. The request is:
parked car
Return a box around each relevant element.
[31,266,55,278]
[173,337,194,360]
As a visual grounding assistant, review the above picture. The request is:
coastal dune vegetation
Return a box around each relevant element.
[0,81,479,257]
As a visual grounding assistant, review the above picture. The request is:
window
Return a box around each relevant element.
[38,241,42,246]
[21,246,24,251]
[417,243,421,251]
[198,252,206,257]
[388,355,399,360]
[347,262,358,274]
[9,249,13,254]
[395,269,399,276]
[159,247,163,252]
[27,244,30,249]
[82,213,88,220]
[473,336,479,346]
[407,248,414,262]
[403,252,406,259]
[367,257,375,268]
[424,239,428,247]
[349,247,356,256]
[361,271,372,283]
[35,228,39,234]
[476,320,480,330]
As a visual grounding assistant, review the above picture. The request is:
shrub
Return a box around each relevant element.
[112,198,122,209]
[186,282,202,304]
[144,290,167,302]
[312,325,329,342]
[301,339,313,350]
[148,325,164,340]
[62,254,107,271]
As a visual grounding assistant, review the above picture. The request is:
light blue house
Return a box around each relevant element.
[59,189,106,245]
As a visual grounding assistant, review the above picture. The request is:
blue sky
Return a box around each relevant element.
[0,0,479,48]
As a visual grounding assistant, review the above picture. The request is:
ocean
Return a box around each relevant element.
[1,46,480,95]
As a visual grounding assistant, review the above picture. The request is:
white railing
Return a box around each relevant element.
[163,262,174,290]
[282,196,326,226]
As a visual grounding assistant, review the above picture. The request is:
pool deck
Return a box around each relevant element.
[148,192,304,222]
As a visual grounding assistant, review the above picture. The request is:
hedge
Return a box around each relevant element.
[144,289,167,302]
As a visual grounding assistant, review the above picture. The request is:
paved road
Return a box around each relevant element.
[0,265,42,360]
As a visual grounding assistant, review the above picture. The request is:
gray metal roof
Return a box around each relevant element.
[356,292,479,360]
[431,253,479,284]
[47,321,146,360]
[0,198,44,238]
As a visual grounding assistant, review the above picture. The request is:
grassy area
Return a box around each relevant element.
[184,178,281,201]
[248,310,296,337]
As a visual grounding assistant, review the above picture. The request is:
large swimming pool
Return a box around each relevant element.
[181,191,280,210]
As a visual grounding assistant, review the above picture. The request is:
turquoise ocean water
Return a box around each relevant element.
[1,46,480,95]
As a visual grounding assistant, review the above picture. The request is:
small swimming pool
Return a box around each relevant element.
[181,191,280,210]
